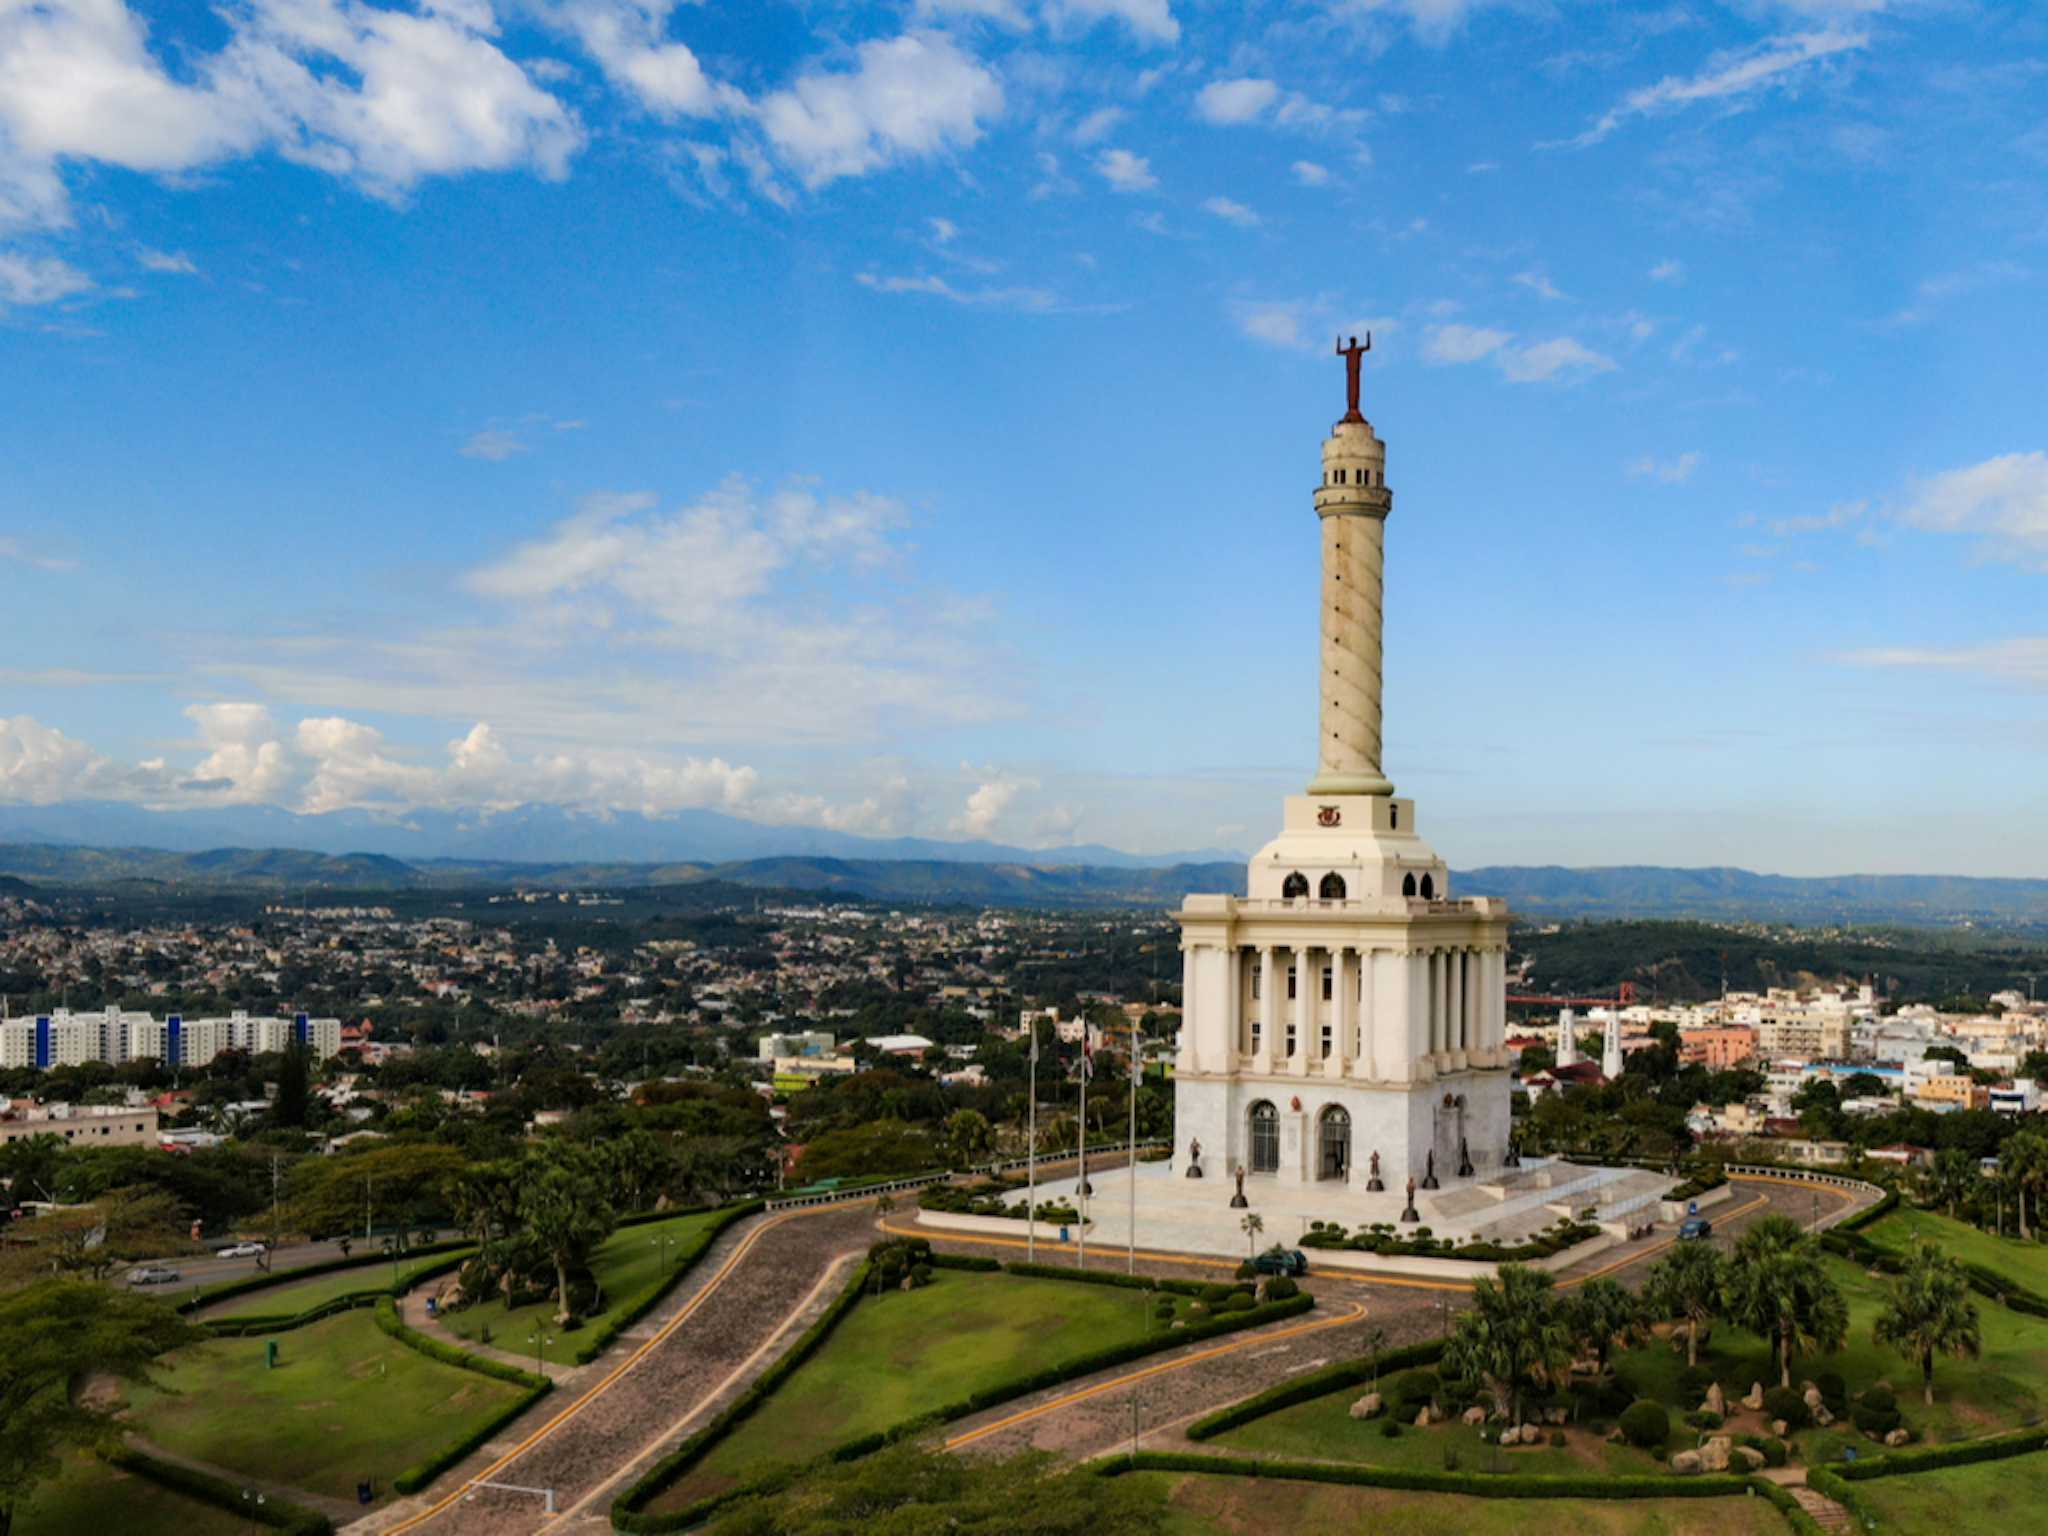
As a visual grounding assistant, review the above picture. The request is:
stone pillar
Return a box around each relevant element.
[1307,416,1394,798]
[1291,946,1313,1076]
[1329,946,1353,1080]
[1226,946,1245,1063]
[1357,946,1377,1080]
[1490,947,1508,1066]
[1407,950,1432,1080]
[1255,946,1277,1074]
[1178,943,1199,1073]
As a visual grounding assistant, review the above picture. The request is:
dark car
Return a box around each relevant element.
[1251,1246,1309,1276]
[1677,1217,1714,1242]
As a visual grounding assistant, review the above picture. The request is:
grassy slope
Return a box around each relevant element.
[16,1452,249,1536]
[1127,1472,1785,1536]
[127,1308,524,1501]
[651,1270,1180,1513]
[438,1208,724,1350]
[214,1251,466,1318]
[1852,1447,2048,1536]
[1865,1205,2048,1294]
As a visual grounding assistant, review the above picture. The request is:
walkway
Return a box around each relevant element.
[122,1432,363,1524]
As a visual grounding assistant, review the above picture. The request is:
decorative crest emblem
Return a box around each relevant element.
[1316,805,1342,828]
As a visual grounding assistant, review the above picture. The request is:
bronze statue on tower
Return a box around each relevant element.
[1335,333,1371,422]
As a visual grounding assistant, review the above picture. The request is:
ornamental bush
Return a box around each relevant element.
[1199,1283,1236,1304]
[1763,1386,1810,1430]
[1619,1400,1670,1451]
[1816,1371,1847,1411]
[1380,1419,1402,1439]
[1264,1277,1300,1302]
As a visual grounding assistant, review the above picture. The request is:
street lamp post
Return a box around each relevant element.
[653,1229,674,1270]
[529,1328,554,1374]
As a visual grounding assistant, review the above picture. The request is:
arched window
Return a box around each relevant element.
[1402,872,1418,897]
[1318,1105,1351,1180]
[1390,805,1400,830]
[1319,872,1347,899]
[1281,871,1310,899]
[1420,873,1436,900]
[1248,1101,1280,1173]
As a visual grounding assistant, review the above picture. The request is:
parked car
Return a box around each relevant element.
[215,1241,267,1259]
[1677,1217,1714,1242]
[1251,1246,1309,1277]
[127,1265,182,1285]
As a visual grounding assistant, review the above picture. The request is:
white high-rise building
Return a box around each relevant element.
[0,1009,342,1071]
[1173,343,1513,1194]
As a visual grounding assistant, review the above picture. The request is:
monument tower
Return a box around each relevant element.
[1172,340,1513,1195]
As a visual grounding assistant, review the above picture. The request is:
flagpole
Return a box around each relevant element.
[1127,1026,1140,1275]
[1026,1014,1038,1266]
[1078,1023,1089,1271]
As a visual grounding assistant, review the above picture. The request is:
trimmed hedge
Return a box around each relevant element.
[103,1445,334,1536]
[1665,1170,1729,1204]
[1749,1474,1830,1536]
[179,1239,474,1315]
[1001,1260,1207,1298]
[370,1295,554,1493]
[201,1290,382,1338]
[932,1252,1002,1273]
[1830,1422,2048,1482]
[1186,1340,1446,1440]
[613,1268,1319,1532]
[1095,1450,1753,1501]
[564,1200,763,1365]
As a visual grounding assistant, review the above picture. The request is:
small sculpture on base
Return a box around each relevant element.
[1503,1134,1522,1170]
[1399,1176,1420,1224]
[1228,1164,1249,1209]
[1079,1177,1093,1197]
[1365,1149,1384,1193]
[1457,1135,1474,1179]
[1185,1137,1204,1178]
[1420,1149,1440,1191]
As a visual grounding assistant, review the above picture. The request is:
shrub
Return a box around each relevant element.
[1861,1384,1896,1414]
[1677,1365,1716,1401]
[1264,1276,1300,1302]
[1684,1409,1723,1431]
[1758,1436,1788,1468]
[1199,1283,1236,1304]
[1235,1260,1258,1280]
[1548,1430,1567,1448]
[1763,1386,1811,1430]
[1380,1419,1402,1439]
[1816,1371,1847,1410]
[1619,1400,1670,1452]
[1216,1292,1255,1313]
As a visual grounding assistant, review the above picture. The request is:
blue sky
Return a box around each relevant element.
[1,0,2045,875]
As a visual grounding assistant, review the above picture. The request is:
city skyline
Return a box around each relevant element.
[3,0,2046,875]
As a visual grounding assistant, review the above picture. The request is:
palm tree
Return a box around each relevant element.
[1362,1325,1389,1390]
[519,1146,617,1324]
[1923,1147,1979,1222]
[1643,1242,1725,1369]
[1441,1264,1573,1424]
[1565,1276,1645,1374]
[1240,1212,1264,1257]
[1873,1240,1983,1407]
[1723,1214,1849,1390]
[2005,1130,2048,1243]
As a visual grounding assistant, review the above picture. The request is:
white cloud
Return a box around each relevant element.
[544,0,726,119]
[1550,28,1868,149]
[926,216,958,244]
[0,715,146,804]
[1044,0,1179,46]
[0,536,76,571]
[1499,336,1617,383]
[184,702,295,804]
[461,428,529,461]
[1897,452,2048,567]
[1649,258,1685,283]
[1626,451,1702,484]
[1291,159,1329,186]
[1072,105,1126,144]
[1422,323,1510,364]
[1095,146,1155,192]
[1235,300,1307,349]
[0,0,584,225]
[1202,195,1259,227]
[855,271,1055,310]
[0,251,89,305]
[1322,0,1510,48]
[755,31,1002,189]
[950,773,1036,838]
[1196,77,1278,125]
[1842,637,2048,690]
[136,246,198,274]
[914,0,1030,24]
[1512,269,1565,301]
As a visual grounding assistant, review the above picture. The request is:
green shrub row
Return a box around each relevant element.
[612,1258,876,1532]
[1747,1474,1831,1536]
[1665,1170,1730,1203]
[370,1296,553,1494]
[200,1291,383,1338]
[1830,1422,2048,1482]
[102,1445,334,1536]
[613,1265,1317,1532]
[1186,1340,1446,1440]
[932,1253,1003,1273]
[1096,1450,1752,1501]
[179,1239,474,1314]
[999,1259,1207,1297]
[1298,1221,1601,1263]
[392,1379,552,1495]
[563,1200,763,1365]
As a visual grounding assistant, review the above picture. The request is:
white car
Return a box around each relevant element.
[127,1265,182,1285]
[215,1241,267,1259]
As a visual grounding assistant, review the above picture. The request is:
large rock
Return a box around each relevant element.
[1814,1404,1835,1427]
[1771,1419,1790,1437]
[1885,1428,1911,1448]
[1348,1393,1383,1420]
[1704,1382,1727,1417]
[1804,1385,1824,1411]
[1736,1446,1767,1471]
[1670,1450,1704,1474]
[1415,1407,1433,1428]
[1463,1405,1487,1426]
[1699,1436,1732,1472]
[1520,1423,1541,1444]
[1500,1426,1520,1446]
[1743,1382,1766,1412]
[1544,1406,1569,1425]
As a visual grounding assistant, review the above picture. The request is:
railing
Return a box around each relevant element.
[763,1140,1173,1213]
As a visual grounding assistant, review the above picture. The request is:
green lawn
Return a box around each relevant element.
[1866,1205,2048,1296]
[650,1269,1187,1513]
[16,1452,250,1536]
[126,1307,526,1501]
[213,1251,469,1319]
[1214,1366,1662,1477]
[438,1208,726,1354]
[1125,1472,1786,1536]
[1851,1447,2048,1536]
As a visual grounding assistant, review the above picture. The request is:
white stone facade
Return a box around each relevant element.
[1172,367,1514,1197]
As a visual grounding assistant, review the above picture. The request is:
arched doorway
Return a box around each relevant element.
[1248,1101,1279,1173]
[1281,871,1309,899]
[1318,1105,1351,1181]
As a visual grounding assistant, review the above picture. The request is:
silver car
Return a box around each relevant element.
[127,1265,182,1285]
[215,1242,267,1259]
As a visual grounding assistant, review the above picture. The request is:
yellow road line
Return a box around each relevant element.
[941,1301,1368,1451]
[377,1199,863,1536]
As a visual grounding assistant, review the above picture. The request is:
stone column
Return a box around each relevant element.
[1407,950,1432,1080]
[1487,946,1507,1066]
[1291,946,1313,1076]
[1255,946,1277,1075]
[1226,946,1245,1063]
[1329,946,1352,1080]
[1356,946,1377,1081]
[1307,417,1394,798]
[1444,947,1463,1070]
[1178,943,1199,1074]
